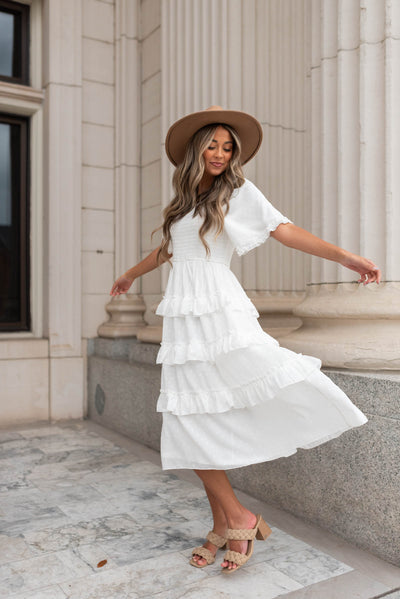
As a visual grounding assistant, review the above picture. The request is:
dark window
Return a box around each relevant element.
[0,113,30,331]
[0,0,29,85]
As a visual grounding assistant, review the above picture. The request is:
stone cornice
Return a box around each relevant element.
[0,81,44,114]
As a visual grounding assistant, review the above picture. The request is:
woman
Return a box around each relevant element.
[110,106,380,574]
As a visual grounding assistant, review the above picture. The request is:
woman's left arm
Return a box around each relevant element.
[270,223,381,285]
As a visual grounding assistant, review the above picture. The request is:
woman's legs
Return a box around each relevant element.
[191,484,228,566]
[193,469,257,570]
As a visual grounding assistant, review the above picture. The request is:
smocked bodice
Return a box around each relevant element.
[156,179,292,322]
[170,207,234,266]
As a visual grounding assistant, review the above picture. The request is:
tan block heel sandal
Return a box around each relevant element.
[221,513,272,574]
[190,530,228,568]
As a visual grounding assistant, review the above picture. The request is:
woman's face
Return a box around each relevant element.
[202,126,233,178]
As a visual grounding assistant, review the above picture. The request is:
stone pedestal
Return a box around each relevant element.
[136,324,162,344]
[98,294,146,338]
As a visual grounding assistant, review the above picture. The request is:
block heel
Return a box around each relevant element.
[255,515,272,540]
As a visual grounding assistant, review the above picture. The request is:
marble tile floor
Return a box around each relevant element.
[1,420,399,599]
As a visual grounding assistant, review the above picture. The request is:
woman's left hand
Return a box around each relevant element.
[271,223,381,285]
[340,252,381,285]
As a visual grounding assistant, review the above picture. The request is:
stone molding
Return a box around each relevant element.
[0,81,44,112]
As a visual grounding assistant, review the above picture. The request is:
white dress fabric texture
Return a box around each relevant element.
[155,179,368,470]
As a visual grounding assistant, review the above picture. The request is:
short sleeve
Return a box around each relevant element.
[224,179,293,256]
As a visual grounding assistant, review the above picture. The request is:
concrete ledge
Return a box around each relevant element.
[87,338,400,567]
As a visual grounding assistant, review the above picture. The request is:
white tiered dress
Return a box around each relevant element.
[155,178,368,470]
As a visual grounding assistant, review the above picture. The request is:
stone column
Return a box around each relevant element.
[153,0,310,338]
[98,0,146,338]
[280,0,400,369]
[42,0,84,418]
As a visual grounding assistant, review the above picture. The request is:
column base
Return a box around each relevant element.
[278,282,400,370]
[249,291,305,338]
[98,294,147,338]
[136,325,162,344]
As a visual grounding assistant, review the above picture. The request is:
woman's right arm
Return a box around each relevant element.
[109,245,172,296]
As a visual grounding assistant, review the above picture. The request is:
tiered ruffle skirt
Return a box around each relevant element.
[155,260,368,470]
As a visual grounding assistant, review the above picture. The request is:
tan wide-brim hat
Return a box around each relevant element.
[165,105,263,167]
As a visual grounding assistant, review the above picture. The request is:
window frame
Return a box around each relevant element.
[0,112,30,331]
[0,0,30,86]
[0,0,44,339]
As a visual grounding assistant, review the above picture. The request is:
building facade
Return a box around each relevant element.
[1,0,400,567]
[0,0,398,423]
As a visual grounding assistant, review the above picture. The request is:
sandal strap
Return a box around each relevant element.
[225,527,257,541]
[206,530,227,547]
[223,549,250,566]
[191,546,215,564]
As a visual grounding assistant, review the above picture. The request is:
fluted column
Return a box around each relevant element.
[280,0,400,369]
[98,0,146,338]
[156,0,310,336]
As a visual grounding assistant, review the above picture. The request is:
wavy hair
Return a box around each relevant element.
[151,123,245,267]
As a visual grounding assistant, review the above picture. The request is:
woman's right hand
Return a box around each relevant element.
[110,274,135,296]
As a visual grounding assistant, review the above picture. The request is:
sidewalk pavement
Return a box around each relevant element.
[0,419,399,599]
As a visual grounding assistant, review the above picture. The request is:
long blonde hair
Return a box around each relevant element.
[152,123,245,266]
